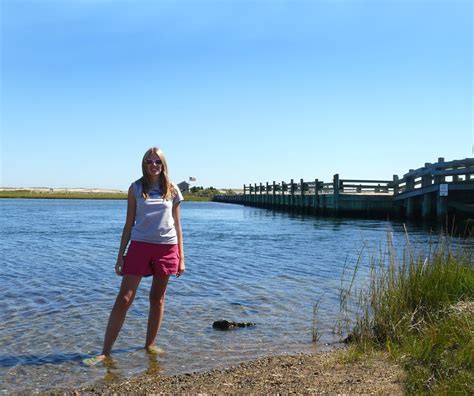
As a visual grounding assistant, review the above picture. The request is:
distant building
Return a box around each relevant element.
[178,181,190,194]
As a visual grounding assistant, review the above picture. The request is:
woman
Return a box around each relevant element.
[84,147,184,365]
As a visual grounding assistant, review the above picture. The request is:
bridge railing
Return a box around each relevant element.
[339,179,393,194]
[390,157,474,196]
[241,158,474,197]
[244,175,393,196]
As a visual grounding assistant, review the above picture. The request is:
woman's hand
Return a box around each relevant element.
[176,258,185,278]
[115,256,124,276]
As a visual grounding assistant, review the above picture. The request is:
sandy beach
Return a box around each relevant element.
[76,350,404,394]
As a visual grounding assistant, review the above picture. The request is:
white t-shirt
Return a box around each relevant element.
[130,180,184,244]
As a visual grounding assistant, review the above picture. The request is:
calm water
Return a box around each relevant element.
[0,199,468,392]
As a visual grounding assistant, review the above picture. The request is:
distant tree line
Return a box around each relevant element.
[187,186,235,197]
[188,186,218,197]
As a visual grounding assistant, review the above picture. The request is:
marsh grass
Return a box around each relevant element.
[184,194,213,201]
[343,232,473,394]
[312,297,323,343]
[335,250,366,338]
[0,190,127,199]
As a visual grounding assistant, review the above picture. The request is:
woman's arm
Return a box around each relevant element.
[115,185,136,275]
[172,203,185,277]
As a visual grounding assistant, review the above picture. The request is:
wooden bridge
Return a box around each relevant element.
[214,157,474,221]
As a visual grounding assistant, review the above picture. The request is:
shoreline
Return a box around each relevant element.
[0,190,213,201]
[75,349,404,394]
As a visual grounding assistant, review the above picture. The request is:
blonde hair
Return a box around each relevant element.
[140,147,176,200]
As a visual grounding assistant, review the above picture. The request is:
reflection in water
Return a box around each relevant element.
[144,354,162,377]
[100,350,162,388]
[102,358,123,384]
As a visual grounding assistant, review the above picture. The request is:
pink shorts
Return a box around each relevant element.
[123,241,180,277]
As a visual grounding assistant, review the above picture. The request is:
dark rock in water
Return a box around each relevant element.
[342,334,355,344]
[212,320,256,330]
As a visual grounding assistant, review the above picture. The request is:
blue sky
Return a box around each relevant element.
[1,0,472,190]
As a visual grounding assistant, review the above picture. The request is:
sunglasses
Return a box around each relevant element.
[145,159,163,166]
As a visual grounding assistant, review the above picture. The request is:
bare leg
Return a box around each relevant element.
[145,275,169,349]
[101,275,142,356]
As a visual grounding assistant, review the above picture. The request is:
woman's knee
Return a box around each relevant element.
[115,290,135,309]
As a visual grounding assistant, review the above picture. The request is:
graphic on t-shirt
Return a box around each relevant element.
[149,187,162,199]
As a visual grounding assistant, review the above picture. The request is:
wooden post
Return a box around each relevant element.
[333,174,340,215]
[300,178,304,210]
[424,163,433,186]
[435,157,445,184]
[282,180,285,207]
[406,174,415,192]
[290,179,295,209]
[437,186,448,222]
[405,174,415,219]
[314,178,319,212]
[265,182,269,206]
[393,175,399,195]
[420,164,433,219]
[243,184,246,197]
[272,181,276,206]
[392,175,402,218]
[436,163,448,221]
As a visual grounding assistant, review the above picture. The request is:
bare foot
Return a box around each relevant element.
[83,355,108,366]
[145,345,165,355]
